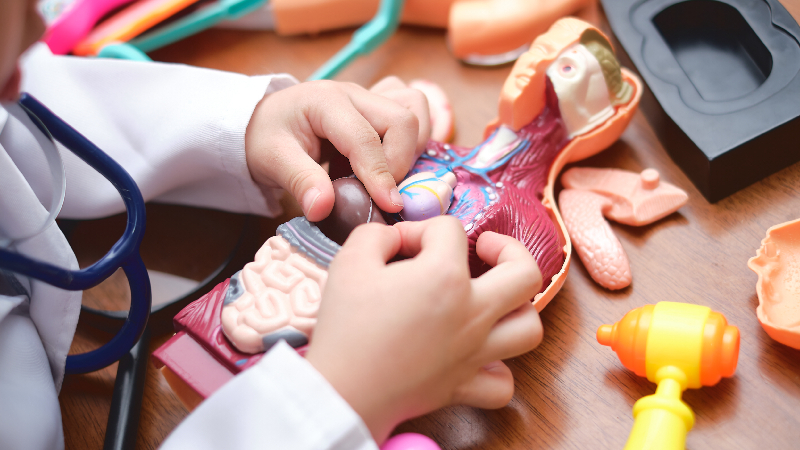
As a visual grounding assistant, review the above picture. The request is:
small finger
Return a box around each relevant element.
[302,81,403,214]
[452,361,514,409]
[369,75,408,94]
[393,216,468,264]
[375,85,431,156]
[334,222,402,268]
[472,232,542,317]
[476,301,543,363]
[347,87,420,183]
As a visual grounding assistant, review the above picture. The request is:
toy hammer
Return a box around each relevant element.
[597,302,740,450]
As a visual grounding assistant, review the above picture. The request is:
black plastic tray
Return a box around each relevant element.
[601,0,800,202]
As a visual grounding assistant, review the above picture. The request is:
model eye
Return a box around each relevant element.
[560,64,576,77]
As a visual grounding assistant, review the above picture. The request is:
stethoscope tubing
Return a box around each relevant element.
[0,93,151,374]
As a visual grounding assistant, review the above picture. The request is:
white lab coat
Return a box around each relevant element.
[0,44,376,450]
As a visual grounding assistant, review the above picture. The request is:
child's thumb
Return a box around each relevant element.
[269,148,335,222]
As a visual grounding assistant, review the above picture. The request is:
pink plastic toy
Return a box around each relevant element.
[381,433,441,450]
[42,0,136,55]
[558,167,687,290]
[72,0,200,56]
[748,218,800,349]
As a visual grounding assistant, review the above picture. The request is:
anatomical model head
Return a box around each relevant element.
[495,18,633,134]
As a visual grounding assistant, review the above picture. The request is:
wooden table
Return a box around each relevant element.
[61,7,800,450]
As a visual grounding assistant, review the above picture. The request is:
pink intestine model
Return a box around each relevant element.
[220,235,328,354]
[219,177,383,354]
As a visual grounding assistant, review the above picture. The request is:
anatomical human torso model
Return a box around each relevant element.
[153,17,643,411]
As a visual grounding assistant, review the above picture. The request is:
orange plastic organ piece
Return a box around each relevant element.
[748,218,800,349]
[518,19,643,310]
[558,167,688,290]
[487,18,601,133]
[560,167,688,227]
[270,0,596,61]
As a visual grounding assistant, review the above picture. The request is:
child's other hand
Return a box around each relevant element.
[245,77,430,221]
[305,217,543,443]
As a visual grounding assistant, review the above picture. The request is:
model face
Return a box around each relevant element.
[546,44,614,137]
[505,43,550,101]
[502,36,615,137]
[0,0,45,102]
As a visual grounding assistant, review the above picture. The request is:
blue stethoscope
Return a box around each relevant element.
[0,93,151,375]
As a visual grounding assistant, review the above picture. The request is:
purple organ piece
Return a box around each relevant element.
[402,191,442,221]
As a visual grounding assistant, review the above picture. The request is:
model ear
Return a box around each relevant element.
[615,70,641,110]
[613,78,636,107]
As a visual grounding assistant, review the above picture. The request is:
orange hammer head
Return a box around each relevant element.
[597,302,739,388]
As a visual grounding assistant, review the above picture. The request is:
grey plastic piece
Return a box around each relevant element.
[277,217,341,268]
[263,329,309,351]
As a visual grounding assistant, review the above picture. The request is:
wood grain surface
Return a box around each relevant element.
[60,7,800,450]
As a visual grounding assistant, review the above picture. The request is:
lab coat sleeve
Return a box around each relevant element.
[160,341,379,450]
[16,43,298,219]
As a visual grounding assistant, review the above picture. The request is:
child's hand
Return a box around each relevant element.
[305,217,544,443]
[245,77,430,221]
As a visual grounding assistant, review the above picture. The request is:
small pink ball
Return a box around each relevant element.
[380,433,441,450]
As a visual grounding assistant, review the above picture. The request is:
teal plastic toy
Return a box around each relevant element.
[97,0,405,81]
[307,0,404,81]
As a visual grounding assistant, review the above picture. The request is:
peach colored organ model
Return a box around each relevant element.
[558,167,688,290]
[749,218,800,349]
[270,0,598,63]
